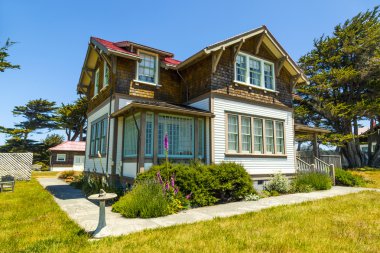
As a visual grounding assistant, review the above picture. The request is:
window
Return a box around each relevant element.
[226,113,285,155]
[275,121,284,154]
[198,118,205,158]
[235,53,275,91]
[145,113,154,157]
[253,118,263,154]
[249,58,261,86]
[264,63,274,89]
[158,114,193,158]
[235,55,246,82]
[56,154,66,162]
[265,120,274,154]
[123,114,140,157]
[228,115,239,152]
[104,62,109,87]
[90,116,108,156]
[94,68,100,96]
[137,52,157,84]
[241,117,251,152]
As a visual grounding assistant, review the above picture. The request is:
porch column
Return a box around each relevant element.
[153,112,159,165]
[313,133,319,158]
[138,112,146,173]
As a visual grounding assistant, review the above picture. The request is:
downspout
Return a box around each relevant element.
[131,108,141,176]
[105,80,114,176]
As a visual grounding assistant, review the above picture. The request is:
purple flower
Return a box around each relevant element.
[171,176,175,188]
[157,171,163,184]
[185,192,192,200]
[164,133,169,151]
[165,182,169,191]
[174,187,179,195]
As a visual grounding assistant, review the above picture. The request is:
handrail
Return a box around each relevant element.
[296,157,311,172]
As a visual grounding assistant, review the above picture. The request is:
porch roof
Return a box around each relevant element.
[294,123,330,135]
[111,101,214,118]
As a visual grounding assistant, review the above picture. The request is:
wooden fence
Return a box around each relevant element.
[0,153,33,180]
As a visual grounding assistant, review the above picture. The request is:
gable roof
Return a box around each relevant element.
[48,141,86,152]
[177,25,308,84]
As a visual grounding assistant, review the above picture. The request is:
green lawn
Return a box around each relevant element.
[351,168,380,188]
[1,179,379,252]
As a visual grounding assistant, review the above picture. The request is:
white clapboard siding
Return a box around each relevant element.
[123,162,137,178]
[213,96,295,175]
[85,100,115,174]
[189,98,209,111]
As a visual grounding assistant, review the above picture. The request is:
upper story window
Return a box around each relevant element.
[104,62,109,87]
[94,68,100,97]
[137,52,158,85]
[235,52,275,91]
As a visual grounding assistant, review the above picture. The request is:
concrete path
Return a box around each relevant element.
[37,178,379,238]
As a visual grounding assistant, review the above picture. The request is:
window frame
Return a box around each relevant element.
[103,61,110,87]
[56,154,66,162]
[89,115,108,157]
[225,112,286,157]
[135,50,159,86]
[123,113,141,158]
[234,51,276,92]
[93,68,100,97]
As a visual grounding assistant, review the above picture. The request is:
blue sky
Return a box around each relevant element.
[0,0,377,145]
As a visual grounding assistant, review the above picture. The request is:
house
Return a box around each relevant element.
[48,141,86,171]
[77,26,310,186]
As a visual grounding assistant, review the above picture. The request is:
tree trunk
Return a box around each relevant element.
[367,118,374,165]
[341,140,364,168]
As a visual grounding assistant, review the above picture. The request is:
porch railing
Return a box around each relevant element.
[296,156,336,185]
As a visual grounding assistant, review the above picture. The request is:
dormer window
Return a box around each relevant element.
[137,51,158,85]
[235,52,275,91]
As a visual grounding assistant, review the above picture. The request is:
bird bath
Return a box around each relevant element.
[88,189,117,238]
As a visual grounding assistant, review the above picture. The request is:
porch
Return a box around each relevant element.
[110,101,214,178]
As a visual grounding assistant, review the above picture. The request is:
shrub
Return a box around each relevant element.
[58,170,75,179]
[264,173,291,194]
[112,180,170,218]
[244,193,260,201]
[335,168,365,187]
[136,162,255,207]
[292,172,332,192]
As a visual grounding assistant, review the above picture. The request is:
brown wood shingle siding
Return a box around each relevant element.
[50,151,85,167]
[87,35,294,113]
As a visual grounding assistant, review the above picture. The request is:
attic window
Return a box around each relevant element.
[235,52,275,91]
[137,51,158,85]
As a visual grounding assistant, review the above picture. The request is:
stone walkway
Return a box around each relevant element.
[37,178,378,238]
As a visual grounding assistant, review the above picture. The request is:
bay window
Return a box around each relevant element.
[137,52,158,84]
[226,113,285,155]
[123,114,140,157]
[235,52,275,91]
[158,114,193,158]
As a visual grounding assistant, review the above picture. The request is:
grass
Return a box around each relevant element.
[1,177,380,252]
[32,171,60,178]
[350,168,380,188]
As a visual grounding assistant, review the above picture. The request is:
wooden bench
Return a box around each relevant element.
[0,175,15,192]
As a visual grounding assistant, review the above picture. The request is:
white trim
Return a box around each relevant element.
[56,154,66,162]
[136,49,159,86]
[234,51,276,91]
[132,79,161,87]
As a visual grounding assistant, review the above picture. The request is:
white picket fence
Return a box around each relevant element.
[0,153,33,180]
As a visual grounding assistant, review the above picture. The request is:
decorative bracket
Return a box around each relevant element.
[255,31,266,54]
[276,56,287,77]
[212,46,225,73]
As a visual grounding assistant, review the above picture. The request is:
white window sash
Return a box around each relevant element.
[136,50,159,85]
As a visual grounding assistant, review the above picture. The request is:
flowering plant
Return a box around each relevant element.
[156,171,190,213]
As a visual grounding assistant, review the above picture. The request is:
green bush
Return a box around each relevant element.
[292,172,332,192]
[335,168,365,187]
[112,180,170,218]
[137,162,255,207]
[264,173,291,194]
[58,170,75,179]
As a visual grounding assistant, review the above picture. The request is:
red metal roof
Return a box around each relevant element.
[49,141,86,152]
[91,37,181,66]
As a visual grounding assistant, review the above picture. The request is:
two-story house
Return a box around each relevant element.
[77,26,308,187]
